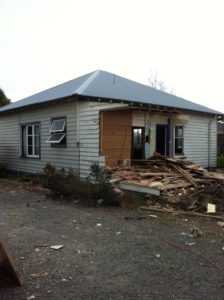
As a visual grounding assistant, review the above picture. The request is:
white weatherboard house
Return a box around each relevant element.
[0,70,222,177]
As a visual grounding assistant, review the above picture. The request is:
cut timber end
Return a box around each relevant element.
[115,182,160,196]
[0,240,22,286]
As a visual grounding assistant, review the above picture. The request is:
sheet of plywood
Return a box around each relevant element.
[0,240,22,286]
[100,110,132,167]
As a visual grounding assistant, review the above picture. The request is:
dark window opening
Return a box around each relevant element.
[132,127,145,160]
[174,125,184,155]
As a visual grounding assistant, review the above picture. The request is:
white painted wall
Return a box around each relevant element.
[0,101,79,174]
[0,100,217,176]
[132,111,145,127]
[131,111,217,167]
[79,101,128,177]
[183,114,217,167]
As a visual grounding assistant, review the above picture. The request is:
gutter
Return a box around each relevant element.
[0,94,223,120]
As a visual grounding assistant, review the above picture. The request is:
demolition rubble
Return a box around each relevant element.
[106,155,224,213]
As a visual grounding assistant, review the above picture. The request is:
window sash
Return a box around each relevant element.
[174,126,184,155]
[50,119,66,132]
[47,118,66,146]
[25,124,40,158]
[46,133,65,143]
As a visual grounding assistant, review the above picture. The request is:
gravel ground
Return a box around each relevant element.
[0,180,224,300]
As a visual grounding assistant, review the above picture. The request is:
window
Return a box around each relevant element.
[50,119,66,132]
[174,125,184,155]
[21,124,40,158]
[46,117,66,146]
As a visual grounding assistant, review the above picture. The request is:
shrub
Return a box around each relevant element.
[88,163,118,205]
[217,155,224,168]
[39,163,118,206]
[0,162,8,177]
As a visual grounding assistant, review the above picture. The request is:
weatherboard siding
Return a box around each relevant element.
[0,99,217,176]
[79,101,128,177]
[132,111,146,127]
[184,115,217,167]
[0,102,79,174]
[0,114,20,171]
[129,111,217,167]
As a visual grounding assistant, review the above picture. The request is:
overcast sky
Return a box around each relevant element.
[1,0,224,113]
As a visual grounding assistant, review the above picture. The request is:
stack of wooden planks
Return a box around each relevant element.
[106,155,224,212]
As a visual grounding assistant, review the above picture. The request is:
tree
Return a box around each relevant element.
[0,88,10,107]
[148,71,174,94]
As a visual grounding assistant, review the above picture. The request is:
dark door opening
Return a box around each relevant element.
[156,124,169,156]
[132,127,145,160]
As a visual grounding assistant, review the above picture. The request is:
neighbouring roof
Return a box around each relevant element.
[0,70,222,115]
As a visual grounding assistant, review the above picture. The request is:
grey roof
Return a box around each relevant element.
[0,70,222,115]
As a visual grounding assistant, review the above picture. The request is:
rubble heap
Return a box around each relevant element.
[106,155,224,212]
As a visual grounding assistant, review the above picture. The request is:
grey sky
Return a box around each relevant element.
[0,0,223,113]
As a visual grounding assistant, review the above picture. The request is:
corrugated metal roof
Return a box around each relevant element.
[0,70,222,115]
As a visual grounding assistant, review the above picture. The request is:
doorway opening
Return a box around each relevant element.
[132,127,145,160]
[156,124,169,156]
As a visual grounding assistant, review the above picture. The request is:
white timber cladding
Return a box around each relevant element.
[79,101,128,177]
[149,114,169,154]
[132,111,145,127]
[0,100,217,175]
[0,102,79,174]
[183,114,217,167]
[131,111,217,167]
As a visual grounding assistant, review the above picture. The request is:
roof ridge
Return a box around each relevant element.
[73,70,100,95]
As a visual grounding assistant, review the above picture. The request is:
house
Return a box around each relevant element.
[0,70,222,177]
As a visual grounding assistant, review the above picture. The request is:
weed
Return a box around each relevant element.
[217,155,224,168]
[0,162,8,177]
[39,163,118,206]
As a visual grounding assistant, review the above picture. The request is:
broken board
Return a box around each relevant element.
[0,240,22,286]
[115,182,160,196]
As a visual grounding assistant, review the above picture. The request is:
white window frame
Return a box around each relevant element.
[21,124,40,158]
[46,133,65,144]
[50,119,66,133]
[173,125,184,156]
[46,117,66,145]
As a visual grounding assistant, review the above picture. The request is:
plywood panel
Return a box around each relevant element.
[100,110,132,167]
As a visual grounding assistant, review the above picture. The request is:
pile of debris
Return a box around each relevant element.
[106,155,224,213]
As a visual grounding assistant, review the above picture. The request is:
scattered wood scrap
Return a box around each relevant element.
[170,164,198,188]
[106,154,224,213]
[139,172,175,178]
[138,206,224,220]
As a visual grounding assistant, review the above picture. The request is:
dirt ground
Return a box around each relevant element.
[0,180,224,300]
